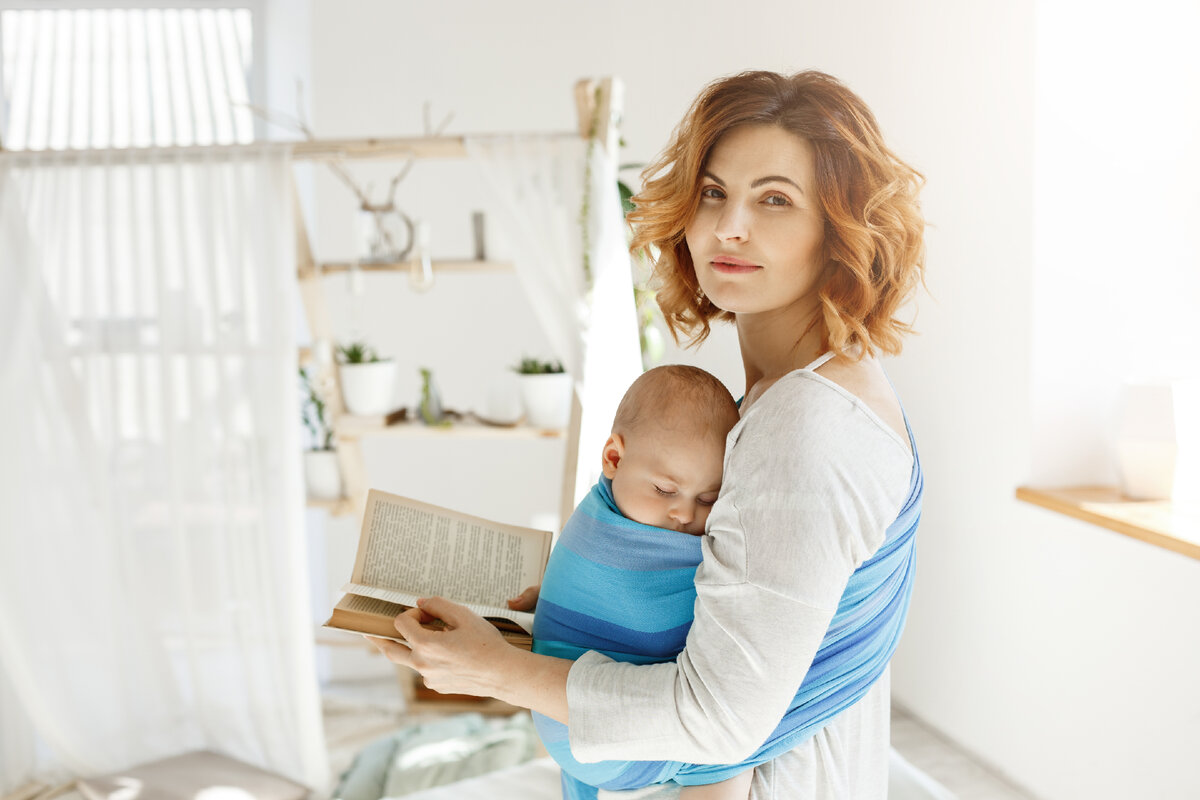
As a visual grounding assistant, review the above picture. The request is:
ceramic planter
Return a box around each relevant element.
[303,449,342,500]
[339,360,398,416]
[518,372,572,429]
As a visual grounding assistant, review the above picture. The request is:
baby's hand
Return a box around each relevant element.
[506,584,540,612]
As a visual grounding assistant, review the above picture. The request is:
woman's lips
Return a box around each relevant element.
[710,256,760,273]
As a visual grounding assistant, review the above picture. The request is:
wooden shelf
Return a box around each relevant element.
[305,496,357,516]
[312,259,512,275]
[334,415,563,441]
[1016,485,1200,561]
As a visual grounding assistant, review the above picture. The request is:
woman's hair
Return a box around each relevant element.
[628,70,925,357]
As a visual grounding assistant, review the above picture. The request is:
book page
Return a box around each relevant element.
[339,582,535,633]
[348,489,551,628]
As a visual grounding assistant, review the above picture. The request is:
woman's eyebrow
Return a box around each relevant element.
[703,171,804,195]
[751,175,804,194]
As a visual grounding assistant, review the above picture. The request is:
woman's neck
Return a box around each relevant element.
[736,306,827,404]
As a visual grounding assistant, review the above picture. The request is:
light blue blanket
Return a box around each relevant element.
[531,431,922,800]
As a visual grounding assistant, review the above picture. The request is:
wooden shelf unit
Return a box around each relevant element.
[297,77,620,520]
[298,79,622,710]
[1015,485,1200,561]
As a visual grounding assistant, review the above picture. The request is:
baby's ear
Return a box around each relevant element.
[600,434,624,479]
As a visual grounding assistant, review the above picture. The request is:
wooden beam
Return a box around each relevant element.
[573,77,623,154]
[292,135,468,161]
[559,389,584,529]
[0,132,577,164]
[574,79,598,139]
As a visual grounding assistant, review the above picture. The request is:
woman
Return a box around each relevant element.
[371,70,926,799]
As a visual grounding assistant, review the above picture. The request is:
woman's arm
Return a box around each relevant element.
[367,596,573,724]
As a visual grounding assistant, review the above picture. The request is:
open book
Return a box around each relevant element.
[323,489,553,650]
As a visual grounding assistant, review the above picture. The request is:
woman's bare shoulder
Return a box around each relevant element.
[813,354,909,449]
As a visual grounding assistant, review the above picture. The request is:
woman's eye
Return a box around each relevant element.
[764,193,791,207]
[700,186,725,200]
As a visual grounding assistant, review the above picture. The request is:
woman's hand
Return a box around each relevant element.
[366,594,573,723]
[366,596,516,698]
[506,584,540,612]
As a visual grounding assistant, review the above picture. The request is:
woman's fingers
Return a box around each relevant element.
[506,584,540,611]
[392,605,433,642]
[371,596,514,697]
[415,595,473,627]
[365,635,413,667]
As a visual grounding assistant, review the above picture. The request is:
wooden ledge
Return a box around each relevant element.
[1016,485,1200,561]
[315,259,512,275]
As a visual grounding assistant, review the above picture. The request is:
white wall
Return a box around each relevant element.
[889,4,1200,800]
[295,2,1200,797]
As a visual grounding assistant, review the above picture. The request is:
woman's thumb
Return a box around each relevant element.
[416,596,463,624]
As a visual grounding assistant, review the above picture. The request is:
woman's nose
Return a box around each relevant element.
[715,202,749,242]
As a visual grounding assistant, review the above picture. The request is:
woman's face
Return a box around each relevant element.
[685,124,826,321]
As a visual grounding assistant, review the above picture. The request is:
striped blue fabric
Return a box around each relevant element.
[532,427,923,800]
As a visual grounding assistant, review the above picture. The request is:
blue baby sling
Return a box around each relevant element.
[531,428,922,799]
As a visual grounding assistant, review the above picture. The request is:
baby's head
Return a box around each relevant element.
[601,365,740,535]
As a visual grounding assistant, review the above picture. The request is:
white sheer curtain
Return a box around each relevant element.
[0,145,328,791]
[467,135,642,506]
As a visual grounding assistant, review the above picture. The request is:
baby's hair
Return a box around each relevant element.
[613,365,739,440]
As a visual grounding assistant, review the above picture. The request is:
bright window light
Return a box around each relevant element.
[0,6,255,150]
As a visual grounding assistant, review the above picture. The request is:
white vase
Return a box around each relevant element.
[1114,379,1198,501]
[339,361,398,416]
[303,450,342,500]
[518,373,573,429]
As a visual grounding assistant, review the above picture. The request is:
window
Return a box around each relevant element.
[0,3,258,150]
[1030,0,1200,492]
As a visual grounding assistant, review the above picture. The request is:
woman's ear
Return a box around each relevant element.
[600,434,624,479]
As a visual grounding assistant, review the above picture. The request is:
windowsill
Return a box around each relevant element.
[1015,486,1200,561]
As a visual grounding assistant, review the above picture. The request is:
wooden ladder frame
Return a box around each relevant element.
[295,77,622,526]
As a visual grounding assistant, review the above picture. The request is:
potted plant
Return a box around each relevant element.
[513,357,572,429]
[299,367,342,500]
[337,340,398,416]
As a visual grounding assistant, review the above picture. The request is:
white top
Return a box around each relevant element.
[566,365,914,799]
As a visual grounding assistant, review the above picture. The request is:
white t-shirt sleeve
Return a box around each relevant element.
[566,372,912,765]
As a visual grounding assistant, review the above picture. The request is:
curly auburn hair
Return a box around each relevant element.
[628,70,926,357]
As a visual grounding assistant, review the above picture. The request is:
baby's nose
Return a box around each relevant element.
[669,502,695,525]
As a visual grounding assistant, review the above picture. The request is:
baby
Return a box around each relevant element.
[600,363,738,537]
[516,365,753,800]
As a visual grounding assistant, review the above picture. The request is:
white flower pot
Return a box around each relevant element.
[304,450,342,500]
[1114,378,1200,503]
[339,361,398,416]
[518,373,573,429]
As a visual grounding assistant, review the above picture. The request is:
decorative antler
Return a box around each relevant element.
[238,83,454,213]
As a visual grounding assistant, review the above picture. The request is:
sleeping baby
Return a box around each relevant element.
[515,365,752,800]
